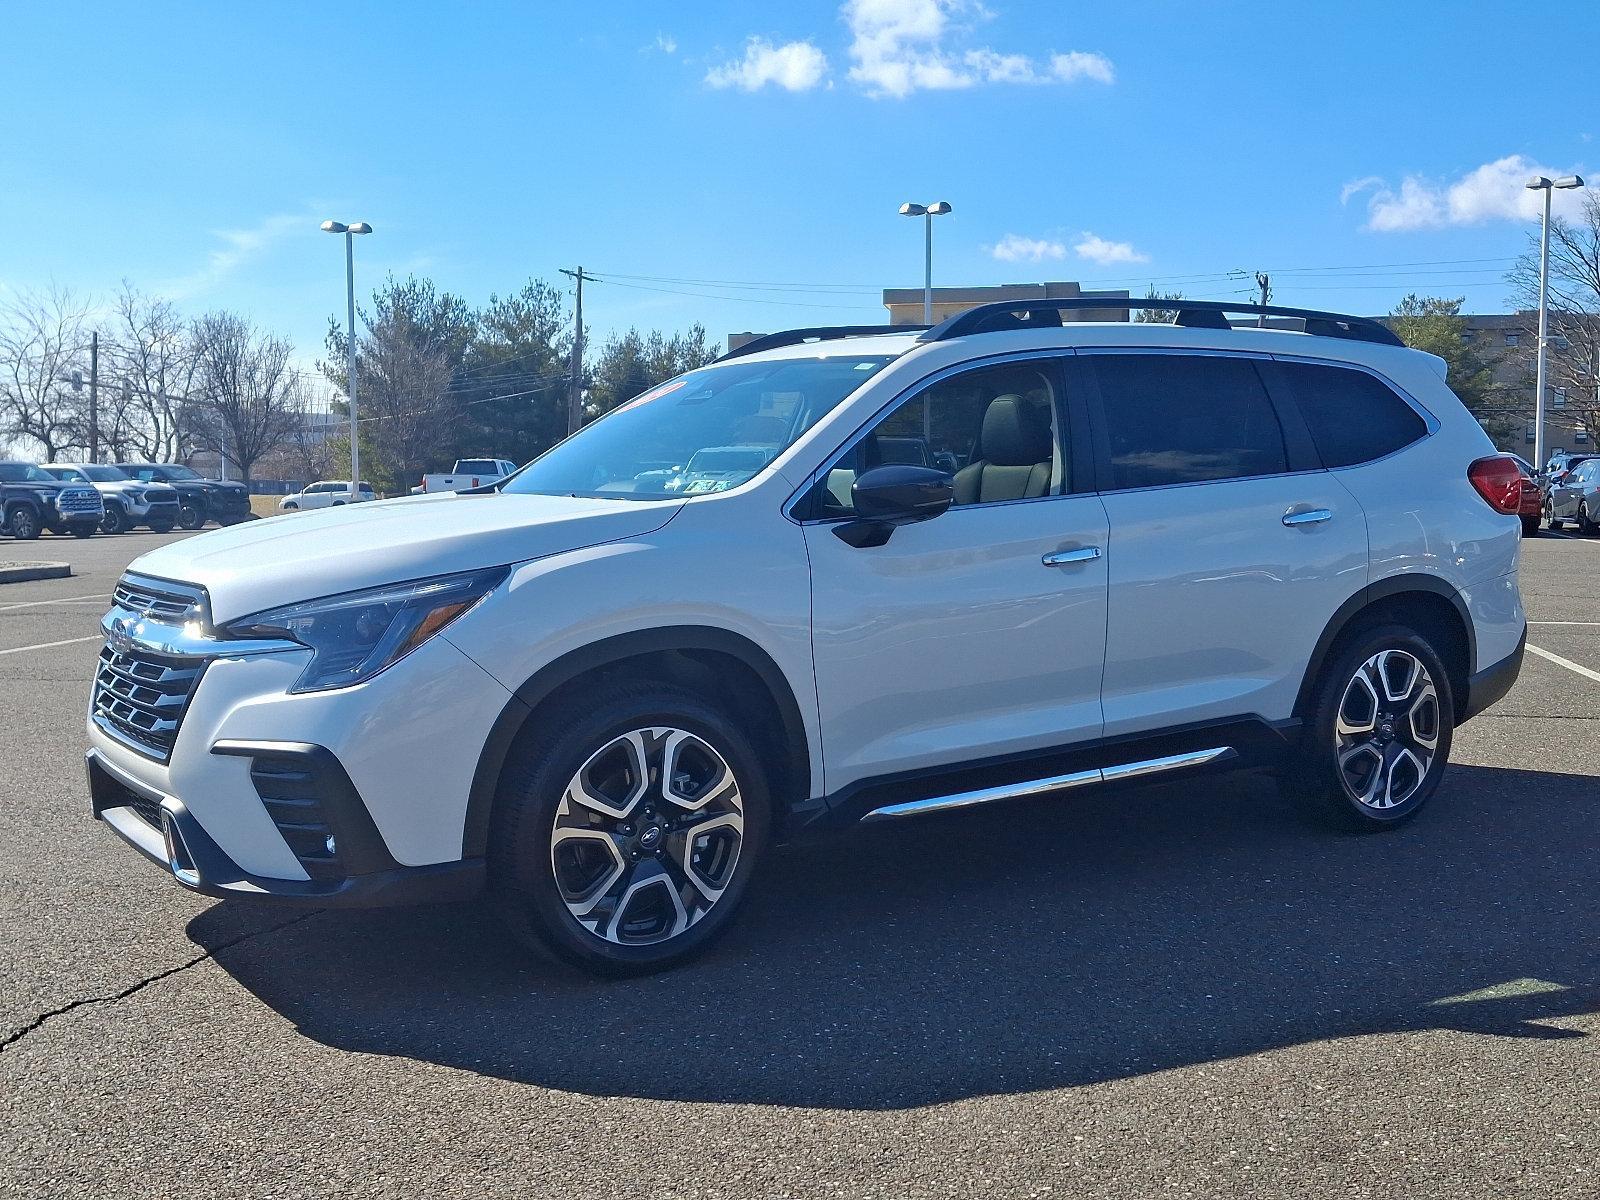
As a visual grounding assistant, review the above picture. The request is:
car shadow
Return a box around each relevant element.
[190,764,1599,1109]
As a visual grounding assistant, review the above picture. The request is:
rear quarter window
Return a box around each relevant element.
[1276,362,1428,468]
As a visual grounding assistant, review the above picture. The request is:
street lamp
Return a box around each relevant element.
[321,219,373,503]
[1526,175,1583,470]
[899,201,952,324]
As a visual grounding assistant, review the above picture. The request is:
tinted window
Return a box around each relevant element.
[1278,362,1428,468]
[1092,355,1286,489]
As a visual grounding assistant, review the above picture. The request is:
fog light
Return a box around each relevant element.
[324,834,337,856]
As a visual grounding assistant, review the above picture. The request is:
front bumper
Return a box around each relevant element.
[87,745,484,906]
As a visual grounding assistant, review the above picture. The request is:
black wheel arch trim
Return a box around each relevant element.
[461,626,813,858]
[1294,573,1478,720]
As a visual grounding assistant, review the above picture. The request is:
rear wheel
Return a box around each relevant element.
[1521,513,1540,537]
[1288,624,1453,830]
[148,519,175,534]
[100,504,128,535]
[489,680,769,976]
[1579,502,1598,535]
[70,524,94,538]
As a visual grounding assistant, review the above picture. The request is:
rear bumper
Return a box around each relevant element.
[1460,627,1526,724]
[86,747,485,907]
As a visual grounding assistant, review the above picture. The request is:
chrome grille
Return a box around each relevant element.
[111,575,206,624]
[57,486,101,513]
[92,644,204,762]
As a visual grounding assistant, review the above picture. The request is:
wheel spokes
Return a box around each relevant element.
[1334,650,1439,811]
[1337,664,1380,736]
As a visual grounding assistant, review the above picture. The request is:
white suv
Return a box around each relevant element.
[85,300,1527,975]
[279,480,377,511]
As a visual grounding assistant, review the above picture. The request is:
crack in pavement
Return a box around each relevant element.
[0,910,322,1054]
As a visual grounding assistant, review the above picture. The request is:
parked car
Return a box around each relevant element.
[0,461,104,539]
[411,458,518,495]
[1539,451,1598,495]
[85,299,1526,977]
[1545,457,1600,533]
[1503,456,1542,537]
[42,463,181,533]
[112,463,251,529]
[279,481,377,512]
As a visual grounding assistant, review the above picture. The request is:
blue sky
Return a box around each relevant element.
[3,0,1597,364]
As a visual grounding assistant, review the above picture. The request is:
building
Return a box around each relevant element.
[1458,313,1590,457]
[882,281,1130,327]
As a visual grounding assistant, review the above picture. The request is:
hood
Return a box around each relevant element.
[127,490,684,623]
[106,480,177,496]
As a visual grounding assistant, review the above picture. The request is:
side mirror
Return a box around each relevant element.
[835,464,954,547]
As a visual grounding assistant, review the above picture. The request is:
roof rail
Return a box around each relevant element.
[918,298,1404,348]
[716,325,929,362]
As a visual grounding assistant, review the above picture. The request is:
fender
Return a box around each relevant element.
[460,625,812,858]
[1294,573,1474,718]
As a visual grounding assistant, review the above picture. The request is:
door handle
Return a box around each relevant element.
[1282,507,1333,527]
[1042,547,1102,567]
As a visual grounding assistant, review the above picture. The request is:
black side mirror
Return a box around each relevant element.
[834,464,954,547]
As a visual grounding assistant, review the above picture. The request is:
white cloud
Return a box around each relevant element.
[158,212,307,299]
[705,37,829,92]
[655,33,678,55]
[991,234,1067,263]
[1343,155,1589,231]
[842,0,1113,99]
[1049,51,1114,85]
[1073,232,1148,266]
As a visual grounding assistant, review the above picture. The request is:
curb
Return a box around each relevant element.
[0,562,72,584]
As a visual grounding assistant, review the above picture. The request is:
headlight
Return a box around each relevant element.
[226,567,507,693]
[127,489,145,504]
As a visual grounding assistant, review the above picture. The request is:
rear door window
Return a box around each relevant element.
[1088,354,1288,490]
[1273,361,1427,468]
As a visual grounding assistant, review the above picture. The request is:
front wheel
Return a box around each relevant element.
[1545,501,1563,531]
[7,507,41,540]
[178,505,204,530]
[71,524,94,538]
[101,505,127,535]
[148,519,175,534]
[1287,625,1454,830]
[489,681,770,976]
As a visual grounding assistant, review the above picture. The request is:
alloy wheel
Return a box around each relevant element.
[1334,650,1440,811]
[550,726,745,946]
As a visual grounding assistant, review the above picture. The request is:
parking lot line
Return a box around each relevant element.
[1529,620,1600,626]
[0,593,109,613]
[1526,643,1600,685]
[0,635,102,657]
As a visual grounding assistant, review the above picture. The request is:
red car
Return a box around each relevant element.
[1508,455,1542,537]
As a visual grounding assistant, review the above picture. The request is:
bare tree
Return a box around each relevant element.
[104,284,198,461]
[190,312,305,484]
[1508,191,1600,443]
[0,287,93,460]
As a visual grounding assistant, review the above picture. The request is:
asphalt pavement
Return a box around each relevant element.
[1,527,1596,1199]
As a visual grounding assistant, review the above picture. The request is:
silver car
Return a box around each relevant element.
[1546,456,1600,533]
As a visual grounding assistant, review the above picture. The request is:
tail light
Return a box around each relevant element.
[1467,455,1523,515]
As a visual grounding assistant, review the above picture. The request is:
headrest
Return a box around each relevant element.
[980,395,1052,466]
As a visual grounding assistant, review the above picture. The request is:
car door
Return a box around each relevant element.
[1551,463,1584,518]
[1084,350,1369,737]
[802,355,1109,793]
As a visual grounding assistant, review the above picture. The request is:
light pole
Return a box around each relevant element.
[1526,176,1583,470]
[321,220,372,502]
[899,201,952,324]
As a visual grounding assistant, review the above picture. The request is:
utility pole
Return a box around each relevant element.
[1254,272,1271,327]
[560,267,591,435]
[88,332,100,463]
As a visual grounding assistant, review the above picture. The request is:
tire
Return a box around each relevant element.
[148,520,175,534]
[101,504,128,535]
[7,506,41,540]
[1579,502,1598,536]
[71,524,94,539]
[1545,501,1563,531]
[281,502,298,511]
[1521,514,1540,538]
[489,680,771,976]
[1287,624,1454,831]
[178,505,205,530]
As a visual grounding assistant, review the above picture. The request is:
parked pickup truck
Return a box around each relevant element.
[113,463,251,529]
[43,463,181,534]
[0,461,105,539]
[410,458,518,495]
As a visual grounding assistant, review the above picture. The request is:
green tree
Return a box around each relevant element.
[588,324,718,416]
[460,279,572,466]
[1135,285,1184,323]
[1386,295,1515,445]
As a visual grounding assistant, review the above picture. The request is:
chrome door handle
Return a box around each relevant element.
[1282,508,1333,527]
[1042,547,1102,567]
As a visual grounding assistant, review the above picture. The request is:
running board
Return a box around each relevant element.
[860,746,1236,822]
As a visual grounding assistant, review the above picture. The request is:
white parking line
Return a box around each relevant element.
[0,635,102,658]
[1526,643,1600,685]
[0,593,109,613]
[1529,621,1600,626]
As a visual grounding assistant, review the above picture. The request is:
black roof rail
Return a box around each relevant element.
[716,324,930,362]
[918,298,1404,348]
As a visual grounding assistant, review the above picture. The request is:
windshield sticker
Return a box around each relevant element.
[616,378,689,414]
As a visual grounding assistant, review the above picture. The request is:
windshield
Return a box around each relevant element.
[0,463,55,483]
[82,465,129,482]
[503,355,893,500]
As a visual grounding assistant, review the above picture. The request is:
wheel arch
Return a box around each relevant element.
[461,626,813,858]
[1295,575,1474,721]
